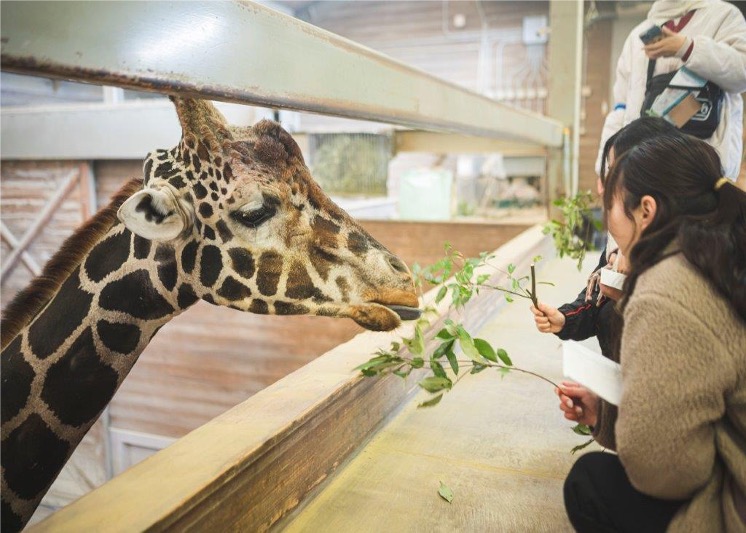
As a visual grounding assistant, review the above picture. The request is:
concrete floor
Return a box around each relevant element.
[282,252,603,532]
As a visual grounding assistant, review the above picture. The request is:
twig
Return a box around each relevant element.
[530,263,538,307]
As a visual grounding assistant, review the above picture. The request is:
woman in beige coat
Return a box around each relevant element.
[560,135,746,532]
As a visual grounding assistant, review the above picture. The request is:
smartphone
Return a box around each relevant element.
[639,25,663,45]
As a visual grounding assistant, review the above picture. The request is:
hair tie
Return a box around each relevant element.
[714,177,729,191]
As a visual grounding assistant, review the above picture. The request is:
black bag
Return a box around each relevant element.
[641,59,723,139]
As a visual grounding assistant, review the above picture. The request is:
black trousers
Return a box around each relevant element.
[564,452,686,533]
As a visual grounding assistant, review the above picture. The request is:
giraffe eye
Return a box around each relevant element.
[232,204,276,228]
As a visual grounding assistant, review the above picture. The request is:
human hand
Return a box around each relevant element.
[530,302,566,333]
[556,381,599,427]
[644,26,687,59]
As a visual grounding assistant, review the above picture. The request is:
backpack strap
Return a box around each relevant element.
[647,58,656,85]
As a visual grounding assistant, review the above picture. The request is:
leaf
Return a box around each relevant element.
[435,328,454,340]
[411,357,425,369]
[433,339,455,360]
[572,423,593,436]
[419,376,453,393]
[418,393,444,408]
[470,364,487,374]
[570,437,595,455]
[497,366,511,379]
[532,255,543,263]
[507,263,516,274]
[445,348,459,375]
[496,348,512,366]
[473,338,497,362]
[505,295,514,303]
[438,481,454,503]
[393,367,413,379]
[435,285,448,304]
[476,274,490,285]
[430,360,447,379]
[457,327,486,364]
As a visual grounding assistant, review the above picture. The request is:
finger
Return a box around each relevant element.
[661,26,675,37]
[564,412,579,421]
[530,305,544,317]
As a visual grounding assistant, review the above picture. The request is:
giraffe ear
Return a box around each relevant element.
[118,189,189,241]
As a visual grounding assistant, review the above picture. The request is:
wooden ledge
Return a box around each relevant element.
[31,226,551,532]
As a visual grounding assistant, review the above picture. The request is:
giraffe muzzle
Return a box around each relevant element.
[384,304,422,321]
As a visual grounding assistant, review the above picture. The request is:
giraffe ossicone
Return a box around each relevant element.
[0,97,420,531]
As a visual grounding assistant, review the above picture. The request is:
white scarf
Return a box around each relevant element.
[647,0,715,24]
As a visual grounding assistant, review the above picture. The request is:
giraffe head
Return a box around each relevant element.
[117,98,419,331]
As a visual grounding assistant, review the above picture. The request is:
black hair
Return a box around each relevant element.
[603,134,746,324]
[599,117,681,184]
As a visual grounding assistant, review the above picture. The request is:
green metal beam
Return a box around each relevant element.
[1,1,563,147]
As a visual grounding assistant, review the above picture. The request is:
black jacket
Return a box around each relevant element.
[554,252,616,358]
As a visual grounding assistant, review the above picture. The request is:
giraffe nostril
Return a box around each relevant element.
[387,255,409,275]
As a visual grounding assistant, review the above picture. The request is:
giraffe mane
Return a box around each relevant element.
[1,178,144,350]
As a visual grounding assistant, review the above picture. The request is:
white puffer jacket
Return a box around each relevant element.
[597,0,746,179]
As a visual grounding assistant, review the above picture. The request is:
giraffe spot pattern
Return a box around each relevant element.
[177,283,199,308]
[193,182,208,200]
[256,251,282,296]
[181,241,198,274]
[250,299,269,314]
[155,245,177,292]
[1,499,23,532]
[143,158,154,184]
[133,235,151,259]
[215,220,233,243]
[286,262,315,300]
[274,301,309,315]
[84,230,131,283]
[229,248,255,279]
[168,176,186,189]
[211,192,219,202]
[42,327,119,427]
[310,246,336,281]
[97,320,141,355]
[202,294,217,306]
[199,245,222,287]
[191,153,201,173]
[99,270,174,320]
[1,336,34,425]
[312,216,341,235]
[199,203,213,219]
[197,141,211,162]
[1,414,70,500]
[224,164,234,181]
[348,231,369,255]
[203,226,216,241]
[217,276,252,301]
[336,276,351,303]
[29,268,93,359]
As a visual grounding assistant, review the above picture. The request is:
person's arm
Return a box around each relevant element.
[595,31,634,175]
[684,6,746,93]
[615,292,734,500]
[555,253,608,341]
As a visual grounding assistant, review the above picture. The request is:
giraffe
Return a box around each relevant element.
[0,97,420,531]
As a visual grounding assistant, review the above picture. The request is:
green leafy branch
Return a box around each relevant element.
[358,244,594,453]
[542,190,602,271]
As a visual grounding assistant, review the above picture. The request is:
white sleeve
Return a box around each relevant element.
[595,33,634,176]
[685,6,746,94]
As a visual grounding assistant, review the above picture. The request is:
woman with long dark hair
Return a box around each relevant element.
[561,134,746,532]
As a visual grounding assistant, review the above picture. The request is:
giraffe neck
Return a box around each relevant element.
[1,222,192,531]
